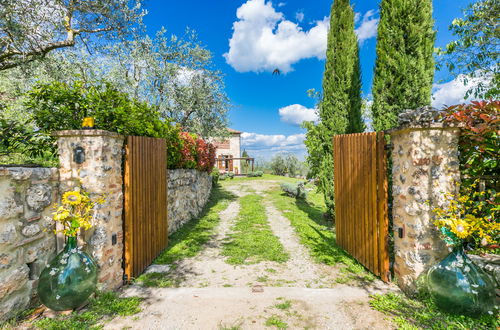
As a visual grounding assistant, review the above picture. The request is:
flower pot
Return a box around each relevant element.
[427,245,496,316]
[38,236,97,311]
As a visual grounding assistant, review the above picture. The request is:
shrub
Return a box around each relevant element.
[281,182,307,199]
[227,172,235,179]
[26,81,172,138]
[211,167,220,185]
[219,174,228,181]
[248,171,263,177]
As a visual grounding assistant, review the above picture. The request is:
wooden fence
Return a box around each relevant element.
[124,136,168,280]
[333,132,390,282]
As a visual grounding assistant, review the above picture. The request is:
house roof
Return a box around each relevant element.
[227,128,242,135]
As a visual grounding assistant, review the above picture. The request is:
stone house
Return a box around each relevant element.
[213,128,242,174]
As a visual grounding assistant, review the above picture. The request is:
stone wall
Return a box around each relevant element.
[391,107,462,294]
[168,169,212,234]
[55,130,125,291]
[0,167,59,321]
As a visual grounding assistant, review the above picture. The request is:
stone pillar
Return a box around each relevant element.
[54,130,124,290]
[390,107,461,294]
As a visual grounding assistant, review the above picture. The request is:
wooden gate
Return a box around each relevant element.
[333,132,390,282]
[124,136,168,280]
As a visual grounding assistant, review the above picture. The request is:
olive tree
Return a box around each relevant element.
[0,0,145,70]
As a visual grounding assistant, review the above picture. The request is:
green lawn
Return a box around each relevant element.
[220,173,301,185]
[222,193,289,264]
[153,185,237,265]
[370,292,499,330]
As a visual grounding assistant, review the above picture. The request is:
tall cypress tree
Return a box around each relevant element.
[305,0,363,215]
[371,0,435,131]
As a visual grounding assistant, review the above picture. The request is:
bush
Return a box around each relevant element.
[248,171,263,177]
[26,81,172,138]
[219,174,228,181]
[211,167,220,185]
[21,80,217,173]
[281,182,307,199]
[227,172,235,179]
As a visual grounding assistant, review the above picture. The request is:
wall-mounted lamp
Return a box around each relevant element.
[74,146,85,164]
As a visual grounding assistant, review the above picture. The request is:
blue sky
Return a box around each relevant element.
[143,0,475,160]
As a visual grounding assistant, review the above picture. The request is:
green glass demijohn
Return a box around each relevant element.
[427,245,497,316]
[38,236,97,311]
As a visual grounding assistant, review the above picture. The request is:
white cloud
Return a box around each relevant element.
[355,10,379,45]
[224,0,329,73]
[279,104,318,125]
[431,75,488,108]
[296,11,305,22]
[277,2,286,7]
[241,131,307,159]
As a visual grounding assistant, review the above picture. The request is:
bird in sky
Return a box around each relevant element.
[272,68,281,75]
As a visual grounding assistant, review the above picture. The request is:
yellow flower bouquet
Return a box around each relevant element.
[52,188,105,237]
[433,182,499,247]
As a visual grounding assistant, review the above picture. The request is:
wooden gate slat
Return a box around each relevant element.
[333,132,389,282]
[124,136,168,280]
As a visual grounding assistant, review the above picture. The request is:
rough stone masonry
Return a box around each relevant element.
[0,167,59,321]
[55,130,125,291]
[391,107,462,294]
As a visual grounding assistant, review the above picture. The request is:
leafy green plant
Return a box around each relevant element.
[265,315,288,329]
[280,182,307,199]
[0,116,57,166]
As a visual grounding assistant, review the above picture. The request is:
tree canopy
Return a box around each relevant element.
[371,0,435,131]
[0,0,145,70]
[439,0,499,99]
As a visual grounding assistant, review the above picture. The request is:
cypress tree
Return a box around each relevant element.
[305,0,363,215]
[371,0,435,131]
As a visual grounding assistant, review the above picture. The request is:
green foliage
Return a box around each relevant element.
[222,194,289,264]
[265,315,288,329]
[227,172,235,179]
[438,0,499,99]
[371,0,435,131]
[248,171,264,177]
[304,0,363,217]
[211,167,220,185]
[270,153,300,177]
[154,186,236,265]
[26,81,172,138]
[280,182,307,199]
[0,116,57,166]
[135,272,180,288]
[33,291,142,330]
[370,293,499,329]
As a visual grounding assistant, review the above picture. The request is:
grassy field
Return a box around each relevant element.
[222,193,289,264]
[370,292,499,330]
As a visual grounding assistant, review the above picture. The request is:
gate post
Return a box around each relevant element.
[54,130,125,290]
[390,107,461,294]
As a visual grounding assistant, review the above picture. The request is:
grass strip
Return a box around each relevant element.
[153,185,236,265]
[268,188,374,281]
[222,194,289,264]
[370,293,498,330]
[33,292,141,330]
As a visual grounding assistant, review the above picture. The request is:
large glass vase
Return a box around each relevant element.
[37,236,97,311]
[427,245,497,316]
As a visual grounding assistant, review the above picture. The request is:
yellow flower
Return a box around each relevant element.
[450,220,471,239]
[54,209,70,221]
[62,191,83,205]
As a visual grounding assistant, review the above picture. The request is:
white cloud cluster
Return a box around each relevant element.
[355,10,379,45]
[431,75,487,108]
[279,104,318,125]
[224,0,329,73]
[224,0,380,73]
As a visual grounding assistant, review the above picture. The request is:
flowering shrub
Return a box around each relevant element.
[433,182,499,248]
[53,188,105,237]
[167,128,216,173]
[441,100,499,183]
